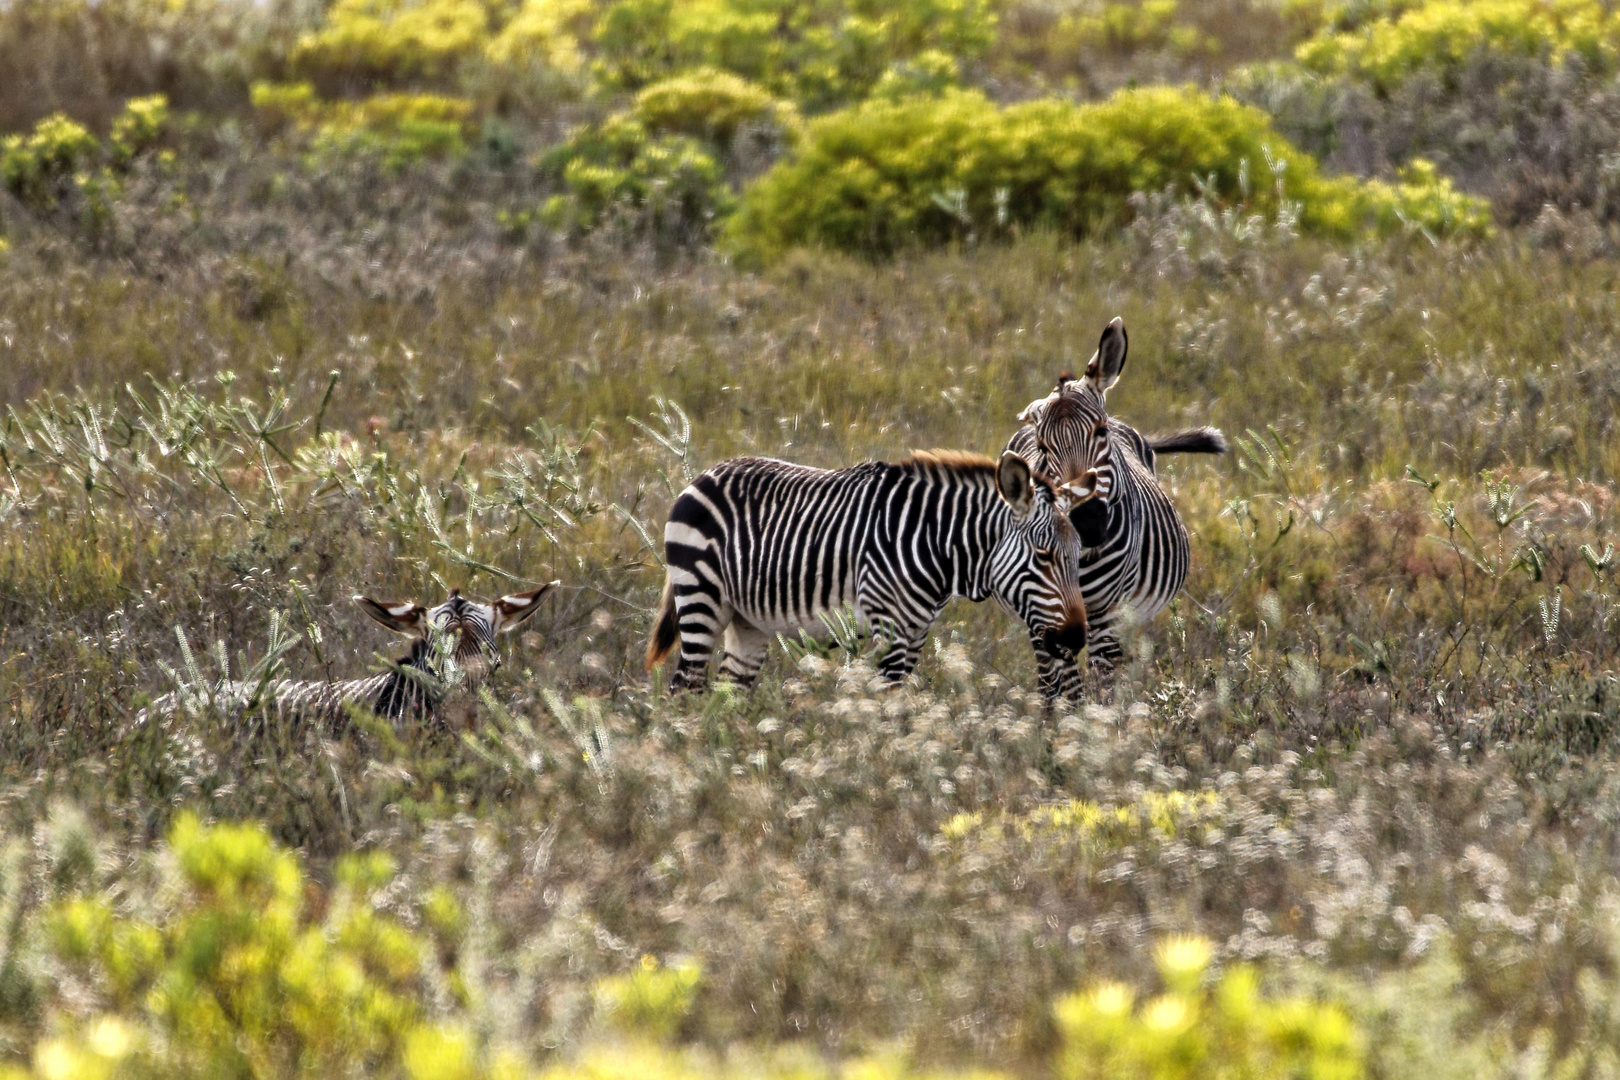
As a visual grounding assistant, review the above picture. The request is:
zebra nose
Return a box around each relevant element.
[1047,620,1087,658]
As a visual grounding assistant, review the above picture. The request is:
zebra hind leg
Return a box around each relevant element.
[669,587,729,692]
[717,619,771,689]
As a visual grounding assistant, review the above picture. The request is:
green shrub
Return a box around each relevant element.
[724,85,1492,260]
[593,956,703,1041]
[1055,936,1364,1080]
[1295,0,1620,92]
[586,0,997,108]
[29,814,509,1080]
[539,114,732,241]
[631,68,797,148]
[251,82,474,168]
[293,0,495,88]
[0,113,100,208]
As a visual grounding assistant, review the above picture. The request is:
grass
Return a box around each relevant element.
[2,204,1620,1070]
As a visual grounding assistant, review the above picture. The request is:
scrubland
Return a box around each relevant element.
[4,0,1620,1078]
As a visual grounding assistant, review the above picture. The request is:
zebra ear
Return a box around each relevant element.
[355,596,428,635]
[1084,317,1128,393]
[494,580,558,633]
[995,452,1036,521]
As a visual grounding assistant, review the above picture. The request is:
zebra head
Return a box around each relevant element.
[1027,316,1128,547]
[990,452,1092,662]
[353,582,557,682]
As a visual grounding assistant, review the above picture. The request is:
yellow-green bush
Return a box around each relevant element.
[631,68,798,148]
[251,81,474,168]
[1055,936,1363,1080]
[724,85,1492,260]
[292,0,495,88]
[593,955,703,1041]
[0,114,100,208]
[585,0,997,107]
[1295,0,1620,91]
[28,814,514,1080]
[539,114,732,239]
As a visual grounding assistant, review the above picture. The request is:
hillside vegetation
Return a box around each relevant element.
[4,1,1620,1078]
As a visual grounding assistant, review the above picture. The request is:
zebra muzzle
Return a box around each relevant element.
[1042,620,1088,659]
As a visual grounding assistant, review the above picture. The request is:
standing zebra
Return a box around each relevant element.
[646,451,1093,699]
[1006,317,1225,678]
[138,583,556,727]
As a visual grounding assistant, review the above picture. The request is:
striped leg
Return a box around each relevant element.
[1034,645,1086,704]
[670,584,729,691]
[718,619,771,688]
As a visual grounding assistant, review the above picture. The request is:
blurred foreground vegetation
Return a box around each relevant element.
[6,0,1620,1077]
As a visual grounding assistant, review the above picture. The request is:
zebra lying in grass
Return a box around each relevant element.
[138,583,556,727]
[1007,316,1225,678]
[647,449,1094,700]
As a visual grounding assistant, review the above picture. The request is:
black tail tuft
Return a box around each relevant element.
[1145,426,1228,456]
[645,576,679,671]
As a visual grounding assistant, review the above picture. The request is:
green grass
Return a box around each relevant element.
[2,214,1620,1071]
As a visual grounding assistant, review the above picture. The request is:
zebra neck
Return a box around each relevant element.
[901,468,1008,602]
[371,637,443,719]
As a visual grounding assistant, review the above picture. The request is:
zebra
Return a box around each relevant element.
[1005,316,1225,678]
[645,450,1094,700]
[137,583,556,727]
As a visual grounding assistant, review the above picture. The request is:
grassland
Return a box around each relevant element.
[5,0,1620,1077]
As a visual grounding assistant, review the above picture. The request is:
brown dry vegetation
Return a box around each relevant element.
[5,0,1620,1077]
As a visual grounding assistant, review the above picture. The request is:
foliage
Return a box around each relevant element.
[1055,937,1363,1080]
[27,815,486,1079]
[0,113,100,208]
[537,115,732,242]
[252,81,475,167]
[631,69,797,148]
[1295,0,1620,92]
[725,85,1491,261]
[593,956,703,1041]
[292,0,495,89]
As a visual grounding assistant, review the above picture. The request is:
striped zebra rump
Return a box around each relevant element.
[648,451,1092,700]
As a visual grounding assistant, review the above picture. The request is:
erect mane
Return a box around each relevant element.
[907,449,997,471]
[904,450,1058,494]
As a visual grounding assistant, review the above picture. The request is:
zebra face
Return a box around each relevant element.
[1031,317,1127,547]
[354,582,557,681]
[991,453,1091,660]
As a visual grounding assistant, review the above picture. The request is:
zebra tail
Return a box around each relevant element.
[1146,426,1228,456]
[645,574,679,671]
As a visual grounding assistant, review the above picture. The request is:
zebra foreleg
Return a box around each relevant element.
[717,619,771,689]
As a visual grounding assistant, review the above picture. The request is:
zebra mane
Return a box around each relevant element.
[906,449,997,471]
[905,450,1060,496]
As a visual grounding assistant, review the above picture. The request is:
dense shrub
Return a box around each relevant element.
[292,0,495,90]
[1054,937,1363,1080]
[252,81,475,167]
[725,85,1490,260]
[1295,0,1620,92]
[631,69,798,149]
[537,115,733,242]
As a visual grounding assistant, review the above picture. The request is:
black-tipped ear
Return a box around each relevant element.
[355,596,428,635]
[996,452,1035,520]
[1084,316,1127,392]
[1069,499,1110,547]
[494,581,558,633]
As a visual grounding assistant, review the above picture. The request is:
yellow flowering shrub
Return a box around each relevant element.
[1295,0,1620,92]
[725,84,1492,260]
[293,0,494,87]
[1055,937,1363,1080]
[632,68,798,148]
[0,114,100,208]
[251,82,474,167]
[486,0,598,74]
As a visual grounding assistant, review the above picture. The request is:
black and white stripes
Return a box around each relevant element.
[1006,317,1225,675]
[647,450,1093,699]
[139,584,554,727]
